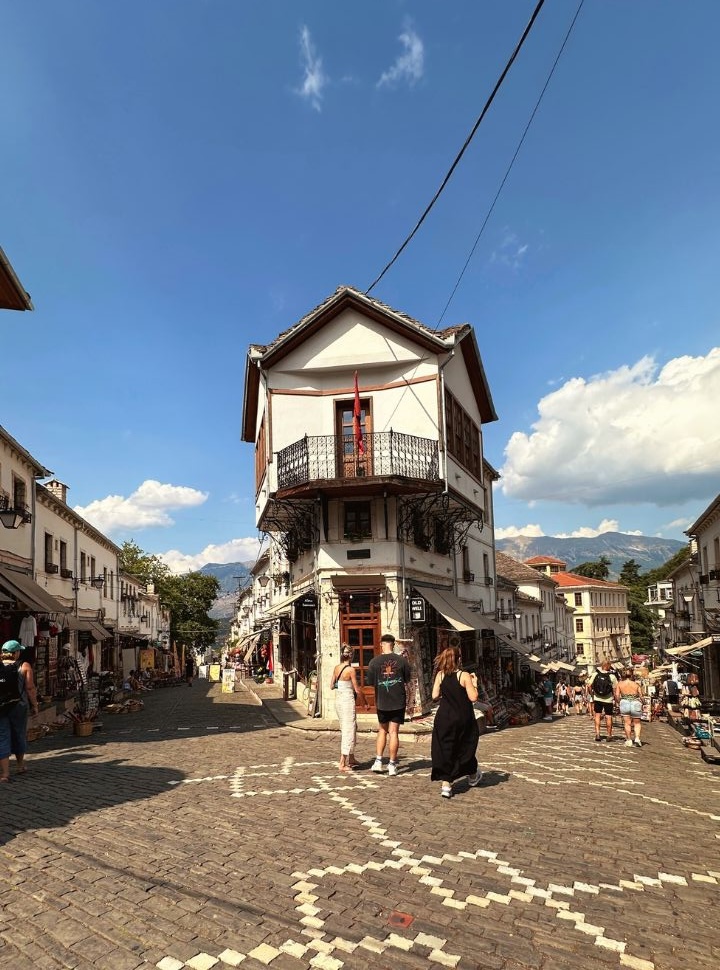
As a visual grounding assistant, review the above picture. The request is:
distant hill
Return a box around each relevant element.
[496,532,686,580]
[201,562,253,620]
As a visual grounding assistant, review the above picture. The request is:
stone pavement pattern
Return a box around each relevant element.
[1,682,719,970]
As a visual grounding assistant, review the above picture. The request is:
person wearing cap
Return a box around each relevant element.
[1,639,39,779]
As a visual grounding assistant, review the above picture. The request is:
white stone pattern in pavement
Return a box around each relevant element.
[158,754,719,970]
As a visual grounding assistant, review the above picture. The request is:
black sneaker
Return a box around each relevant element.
[594,736,604,742]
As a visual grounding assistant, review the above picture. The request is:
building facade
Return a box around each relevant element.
[241,286,504,718]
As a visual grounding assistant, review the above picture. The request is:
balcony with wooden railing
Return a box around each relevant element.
[275,431,440,499]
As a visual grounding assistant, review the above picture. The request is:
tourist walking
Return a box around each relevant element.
[1,639,39,779]
[365,633,411,776]
[540,674,555,721]
[185,654,195,686]
[572,681,585,714]
[616,668,643,747]
[588,661,618,742]
[331,645,368,772]
[430,646,481,799]
[555,679,571,716]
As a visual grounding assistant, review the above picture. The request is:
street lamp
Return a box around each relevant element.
[682,591,694,620]
[72,576,105,590]
[0,507,24,529]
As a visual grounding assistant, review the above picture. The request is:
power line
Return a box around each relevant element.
[436,0,586,327]
[365,0,548,295]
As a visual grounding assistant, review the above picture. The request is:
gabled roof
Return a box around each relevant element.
[525,555,567,566]
[0,247,33,311]
[241,286,497,441]
[496,551,558,586]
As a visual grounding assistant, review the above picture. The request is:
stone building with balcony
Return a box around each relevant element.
[241,286,502,717]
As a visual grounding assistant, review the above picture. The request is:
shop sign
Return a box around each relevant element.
[408,597,426,623]
[300,593,317,610]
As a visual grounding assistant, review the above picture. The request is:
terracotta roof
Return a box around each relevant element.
[525,555,567,566]
[553,572,625,589]
[496,551,558,586]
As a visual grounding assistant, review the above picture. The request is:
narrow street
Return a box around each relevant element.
[1,683,718,970]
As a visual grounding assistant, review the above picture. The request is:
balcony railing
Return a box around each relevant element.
[276,431,440,491]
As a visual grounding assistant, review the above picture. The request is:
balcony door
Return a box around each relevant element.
[336,399,372,478]
[339,593,381,711]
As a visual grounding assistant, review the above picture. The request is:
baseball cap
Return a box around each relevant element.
[2,639,22,653]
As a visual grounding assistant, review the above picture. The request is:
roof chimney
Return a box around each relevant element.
[46,479,69,504]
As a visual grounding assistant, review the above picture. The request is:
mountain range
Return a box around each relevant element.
[201,533,688,626]
[495,532,686,579]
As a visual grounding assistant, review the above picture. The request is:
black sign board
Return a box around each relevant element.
[408,596,426,623]
[300,593,317,610]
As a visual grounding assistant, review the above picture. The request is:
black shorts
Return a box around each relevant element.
[594,699,614,715]
[377,707,406,726]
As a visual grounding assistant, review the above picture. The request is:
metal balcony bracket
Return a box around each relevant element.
[397,492,483,555]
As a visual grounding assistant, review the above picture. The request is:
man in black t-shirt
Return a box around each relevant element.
[365,633,411,776]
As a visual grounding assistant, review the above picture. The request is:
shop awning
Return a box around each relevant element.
[0,565,67,614]
[418,586,507,634]
[331,574,387,591]
[263,591,305,617]
[497,634,532,657]
[242,628,271,662]
[666,635,715,657]
[76,619,113,641]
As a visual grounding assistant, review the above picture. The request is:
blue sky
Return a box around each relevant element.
[2,1,719,571]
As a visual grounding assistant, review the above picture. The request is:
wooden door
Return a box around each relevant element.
[335,399,372,478]
[339,593,380,710]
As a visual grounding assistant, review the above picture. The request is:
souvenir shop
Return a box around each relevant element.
[406,588,543,728]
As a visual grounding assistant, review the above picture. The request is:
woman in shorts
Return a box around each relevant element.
[616,668,643,748]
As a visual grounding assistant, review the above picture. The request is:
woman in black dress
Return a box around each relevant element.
[431,646,482,798]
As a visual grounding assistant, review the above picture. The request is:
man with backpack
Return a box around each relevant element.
[588,661,618,742]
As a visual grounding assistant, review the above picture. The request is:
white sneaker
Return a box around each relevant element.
[633,739,642,748]
[468,771,483,787]
[624,739,633,747]
[387,761,398,776]
[441,785,452,798]
[371,759,384,773]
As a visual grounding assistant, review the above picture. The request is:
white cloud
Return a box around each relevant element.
[495,519,642,540]
[296,25,326,111]
[490,230,529,271]
[158,537,262,575]
[377,24,424,88]
[75,480,208,533]
[495,523,546,540]
[501,347,720,507]
[663,517,692,532]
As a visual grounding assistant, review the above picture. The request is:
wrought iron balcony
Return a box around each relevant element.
[276,431,440,496]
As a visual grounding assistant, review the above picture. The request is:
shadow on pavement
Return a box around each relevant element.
[0,749,184,847]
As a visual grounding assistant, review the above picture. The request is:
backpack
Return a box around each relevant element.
[592,670,613,697]
[0,660,21,714]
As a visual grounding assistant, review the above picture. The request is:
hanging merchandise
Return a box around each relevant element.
[19,612,38,646]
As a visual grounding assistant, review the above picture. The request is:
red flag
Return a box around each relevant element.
[353,371,365,456]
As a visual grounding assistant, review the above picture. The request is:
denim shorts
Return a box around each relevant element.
[619,698,642,717]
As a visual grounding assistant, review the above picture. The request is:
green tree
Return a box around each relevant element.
[160,571,220,653]
[618,559,642,587]
[572,555,611,581]
[118,539,170,589]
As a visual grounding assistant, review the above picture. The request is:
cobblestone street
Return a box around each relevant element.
[1,682,718,970]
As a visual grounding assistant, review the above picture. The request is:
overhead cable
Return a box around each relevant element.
[365,0,548,295]
[436,0,586,327]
